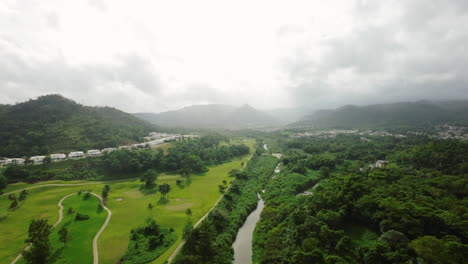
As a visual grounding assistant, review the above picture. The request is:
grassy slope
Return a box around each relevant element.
[0,139,255,264]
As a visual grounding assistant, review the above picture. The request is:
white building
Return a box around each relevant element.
[87,149,102,157]
[101,148,117,154]
[51,153,67,162]
[30,156,46,165]
[5,158,25,165]
[68,151,84,159]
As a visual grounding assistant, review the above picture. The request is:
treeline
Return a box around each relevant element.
[173,154,278,264]
[252,136,468,264]
[1,135,250,185]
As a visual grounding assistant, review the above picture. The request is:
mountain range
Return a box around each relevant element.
[134,104,280,130]
[292,100,468,128]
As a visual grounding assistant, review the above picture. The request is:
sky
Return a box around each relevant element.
[0,0,467,113]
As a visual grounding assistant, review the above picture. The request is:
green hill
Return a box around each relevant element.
[292,100,468,128]
[0,95,157,157]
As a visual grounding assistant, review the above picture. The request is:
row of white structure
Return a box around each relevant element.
[0,132,198,167]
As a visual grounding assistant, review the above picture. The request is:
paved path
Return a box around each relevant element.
[1,178,138,196]
[10,193,76,264]
[9,192,111,264]
[91,193,112,264]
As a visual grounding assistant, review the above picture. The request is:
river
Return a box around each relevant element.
[232,193,265,264]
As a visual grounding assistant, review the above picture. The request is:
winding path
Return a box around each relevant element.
[9,192,111,264]
[91,193,112,264]
[1,177,138,197]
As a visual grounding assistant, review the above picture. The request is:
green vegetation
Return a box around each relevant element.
[0,94,157,157]
[0,138,255,264]
[122,219,176,264]
[3,134,250,183]
[252,135,468,264]
[173,153,278,264]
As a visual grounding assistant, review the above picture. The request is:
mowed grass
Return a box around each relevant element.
[0,184,104,264]
[15,194,107,264]
[0,139,255,264]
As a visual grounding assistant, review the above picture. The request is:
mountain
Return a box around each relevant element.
[134,104,278,129]
[0,94,157,157]
[292,100,468,128]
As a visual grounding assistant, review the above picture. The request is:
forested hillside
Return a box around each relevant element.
[0,95,157,157]
[253,135,468,264]
[293,100,468,128]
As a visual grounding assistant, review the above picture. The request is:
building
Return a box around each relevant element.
[68,151,84,159]
[87,149,102,157]
[375,160,388,168]
[51,153,67,162]
[30,156,46,165]
[101,148,117,154]
[5,158,26,165]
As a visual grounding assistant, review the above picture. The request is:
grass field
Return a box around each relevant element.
[15,194,108,264]
[0,139,255,264]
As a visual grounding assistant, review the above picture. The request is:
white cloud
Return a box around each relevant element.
[0,0,467,112]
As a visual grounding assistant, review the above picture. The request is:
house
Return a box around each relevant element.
[30,156,46,165]
[5,158,26,165]
[51,153,67,162]
[87,150,102,157]
[101,148,117,154]
[375,160,388,168]
[68,151,84,159]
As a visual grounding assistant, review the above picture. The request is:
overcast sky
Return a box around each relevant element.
[1,0,467,113]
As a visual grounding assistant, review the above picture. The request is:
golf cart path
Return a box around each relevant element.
[9,192,111,264]
[91,193,112,264]
[1,178,137,196]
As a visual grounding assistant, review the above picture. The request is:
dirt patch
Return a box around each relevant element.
[115,197,124,201]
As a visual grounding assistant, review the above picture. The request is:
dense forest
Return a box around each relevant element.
[1,135,250,185]
[173,149,278,264]
[253,135,468,264]
[0,95,157,157]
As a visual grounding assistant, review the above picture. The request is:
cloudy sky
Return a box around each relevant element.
[1,0,467,113]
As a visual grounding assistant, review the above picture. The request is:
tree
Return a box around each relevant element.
[0,175,7,192]
[8,193,16,201]
[19,190,28,201]
[185,208,192,217]
[58,227,68,246]
[141,169,159,188]
[83,192,91,200]
[159,183,171,198]
[43,155,51,164]
[23,219,52,264]
[147,203,153,210]
[102,185,110,201]
[218,185,226,193]
[10,199,18,209]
